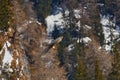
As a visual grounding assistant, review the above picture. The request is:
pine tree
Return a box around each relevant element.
[0,0,13,31]
[89,0,105,46]
[52,24,60,39]
[73,43,88,80]
[95,58,105,80]
[69,0,79,9]
[108,42,120,80]
[114,0,120,26]
[75,56,88,80]
[37,0,52,22]
[58,29,73,65]
[104,0,115,15]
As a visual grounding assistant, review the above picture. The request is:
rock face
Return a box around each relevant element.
[0,0,66,80]
[30,44,66,80]
[0,0,120,80]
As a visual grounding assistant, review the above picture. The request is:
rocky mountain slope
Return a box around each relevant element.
[0,0,120,80]
[0,0,66,80]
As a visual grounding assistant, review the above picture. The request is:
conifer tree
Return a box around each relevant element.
[104,0,115,15]
[90,0,105,46]
[37,0,52,21]
[95,58,105,80]
[75,56,88,80]
[108,42,120,80]
[52,24,60,39]
[58,26,73,65]
[0,0,13,31]
[74,43,88,80]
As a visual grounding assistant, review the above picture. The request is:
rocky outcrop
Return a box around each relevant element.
[0,0,67,80]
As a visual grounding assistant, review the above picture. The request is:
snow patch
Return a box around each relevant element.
[65,10,69,16]
[36,20,41,25]
[0,41,11,54]
[2,41,13,67]
[17,78,20,80]
[117,38,120,41]
[74,9,81,19]
[82,37,92,43]
[101,15,120,51]
[16,58,19,65]
[101,16,109,26]
[45,12,64,34]
[85,25,92,29]
[0,41,13,72]
[6,41,11,47]
[77,37,92,44]
[76,21,81,28]
[68,44,74,51]
[0,30,2,33]
[98,46,102,50]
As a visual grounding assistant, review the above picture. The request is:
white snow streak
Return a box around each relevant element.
[1,41,13,67]
[77,37,92,44]
[45,12,64,34]
[74,9,81,19]
[101,16,120,51]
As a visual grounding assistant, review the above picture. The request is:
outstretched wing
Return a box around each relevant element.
[40,36,63,56]
[41,42,55,55]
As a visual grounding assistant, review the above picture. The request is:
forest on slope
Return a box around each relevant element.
[0,0,120,80]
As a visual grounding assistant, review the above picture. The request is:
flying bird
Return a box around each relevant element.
[40,36,63,56]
